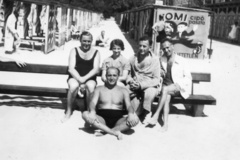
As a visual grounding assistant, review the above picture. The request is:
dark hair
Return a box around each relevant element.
[161,38,173,45]
[80,31,93,41]
[109,39,125,50]
[178,22,188,26]
[234,21,238,26]
[165,21,177,33]
[106,67,120,76]
[13,2,21,17]
[159,15,163,21]
[139,36,153,46]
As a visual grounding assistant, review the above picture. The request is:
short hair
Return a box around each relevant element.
[139,36,153,46]
[235,21,238,25]
[106,67,120,76]
[80,31,93,41]
[178,22,188,26]
[165,21,177,33]
[109,39,125,50]
[159,15,163,21]
[161,38,173,45]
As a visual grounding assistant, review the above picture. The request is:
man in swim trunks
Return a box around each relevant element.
[82,67,139,140]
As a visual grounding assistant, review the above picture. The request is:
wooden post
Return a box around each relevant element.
[44,4,56,54]
[192,104,205,117]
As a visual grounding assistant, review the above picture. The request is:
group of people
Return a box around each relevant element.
[62,30,192,140]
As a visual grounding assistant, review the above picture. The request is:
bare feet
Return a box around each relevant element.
[114,131,123,140]
[142,112,152,125]
[61,111,71,123]
[159,125,168,132]
[146,117,158,126]
[94,130,105,137]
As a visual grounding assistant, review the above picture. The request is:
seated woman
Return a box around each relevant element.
[95,30,109,47]
[62,31,100,122]
[101,39,130,86]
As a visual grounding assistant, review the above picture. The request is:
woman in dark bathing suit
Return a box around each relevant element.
[62,31,100,122]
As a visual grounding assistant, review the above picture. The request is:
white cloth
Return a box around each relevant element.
[152,21,165,32]
[228,25,239,40]
[4,13,17,52]
[161,54,192,99]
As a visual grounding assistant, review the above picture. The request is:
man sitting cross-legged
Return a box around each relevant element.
[82,67,139,140]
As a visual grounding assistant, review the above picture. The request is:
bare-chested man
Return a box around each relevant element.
[82,67,139,140]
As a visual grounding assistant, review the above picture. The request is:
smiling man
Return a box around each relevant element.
[127,36,161,124]
[82,67,139,140]
[147,38,192,131]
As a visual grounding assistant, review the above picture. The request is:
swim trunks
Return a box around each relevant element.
[97,109,125,128]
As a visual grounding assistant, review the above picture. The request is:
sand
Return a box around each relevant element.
[0,18,240,160]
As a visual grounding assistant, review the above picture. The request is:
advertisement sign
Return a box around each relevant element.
[155,9,210,58]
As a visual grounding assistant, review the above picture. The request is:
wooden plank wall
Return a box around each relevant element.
[211,6,240,42]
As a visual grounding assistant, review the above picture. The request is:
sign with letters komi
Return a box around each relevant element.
[155,8,210,58]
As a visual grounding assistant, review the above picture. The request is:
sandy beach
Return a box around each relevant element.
[0,19,240,160]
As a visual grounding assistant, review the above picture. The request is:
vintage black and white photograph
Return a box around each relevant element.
[0,0,239,160]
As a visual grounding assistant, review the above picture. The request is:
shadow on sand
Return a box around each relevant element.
[0,95,86,111]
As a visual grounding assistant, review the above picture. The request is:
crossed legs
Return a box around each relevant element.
[82,111,134,140]
[148,84,181,131]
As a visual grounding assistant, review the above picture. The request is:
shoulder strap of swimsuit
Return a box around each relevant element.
[75,47,79,56]
[92,50,98,59]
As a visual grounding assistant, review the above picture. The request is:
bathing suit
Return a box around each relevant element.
[97,109,126,128]
[68,47,98,82]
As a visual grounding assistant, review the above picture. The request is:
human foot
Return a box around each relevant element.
[146,117,158,126]
[61,112,71,123]
[114,131,123,140]
[159,125,168,132]
[142,112,152,125]
[94,130,105,137]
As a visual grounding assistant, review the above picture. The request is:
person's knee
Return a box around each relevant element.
[144,88,157,100]
[82,111,89,121]
[68,80,79,93]
[85,82,96,93]
[162,86,170,95]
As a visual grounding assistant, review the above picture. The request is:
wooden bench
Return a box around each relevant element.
[20,38,44,52]
[154,72,216,117]
[0,62,216,117]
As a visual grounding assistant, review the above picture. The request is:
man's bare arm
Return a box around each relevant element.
[87,87,100,124]
[123,88,139,127]
[123,88,134,114]
[89,87,100,113]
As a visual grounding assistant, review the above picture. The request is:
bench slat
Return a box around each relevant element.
[0,85,67,97]
[191,72,211,82]
[0,63,211,82]
[171,95,216,105]
[155,94,216,105]
[0,62,68,74]
[0,84,216,105]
